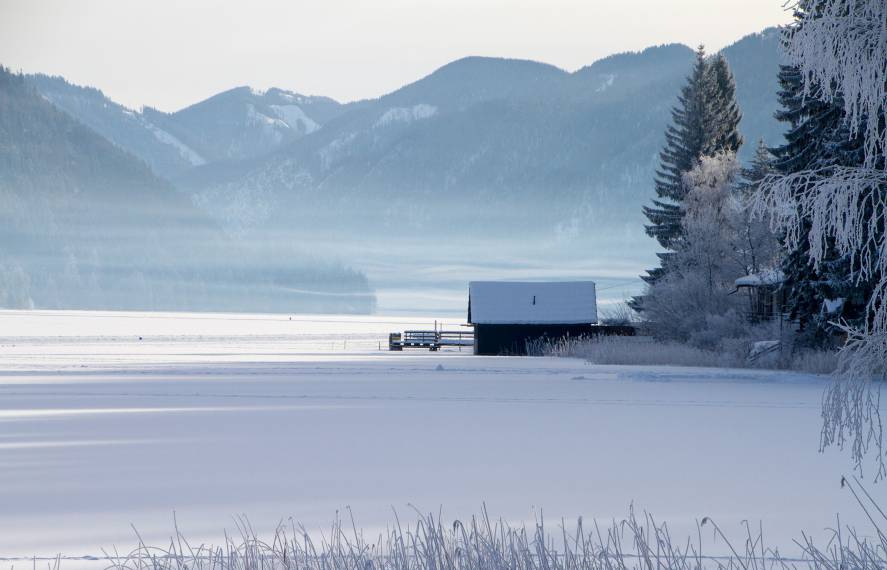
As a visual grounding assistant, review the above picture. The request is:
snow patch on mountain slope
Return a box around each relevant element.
[247,104,288,129]
[374,104,438,128]
[243,105,289,147]
[271,104,321,134]
[596,74,616,93]
[276,91,311,105]
[144,123,206,166]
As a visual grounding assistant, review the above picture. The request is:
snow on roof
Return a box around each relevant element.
[735,269,785,287]
[468,281,597,325]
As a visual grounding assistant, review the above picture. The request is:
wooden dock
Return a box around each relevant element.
[389,329,474,351]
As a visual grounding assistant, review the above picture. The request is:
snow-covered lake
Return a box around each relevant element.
[0,309,879,560]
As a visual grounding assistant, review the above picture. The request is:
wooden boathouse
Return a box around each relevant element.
[468,281,599,355]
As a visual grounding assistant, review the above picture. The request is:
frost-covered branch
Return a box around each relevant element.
[755,1,887,477]
[822,324,887,480]
[754,167,887,477]
[753,167,887,288]
[784,0,887,170]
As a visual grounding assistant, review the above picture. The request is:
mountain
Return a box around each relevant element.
[26,76,345,179]
[28,32,783,246]
[20,28,786,312]
[0,67,373,312]
[142,87,345,164]
[169,30,783,246]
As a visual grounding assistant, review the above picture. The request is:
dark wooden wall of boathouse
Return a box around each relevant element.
[473,323,635,355]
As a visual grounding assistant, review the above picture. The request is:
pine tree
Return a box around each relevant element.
[707,54,744,154]
[737,139,774,198]
[770,63,870,346]
[635,47,744,303]
[642,46,711,253]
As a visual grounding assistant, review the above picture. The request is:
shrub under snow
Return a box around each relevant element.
[539,334,836,375]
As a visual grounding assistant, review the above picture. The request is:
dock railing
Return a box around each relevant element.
[389,328,474,351]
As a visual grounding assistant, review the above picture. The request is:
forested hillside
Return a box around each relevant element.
[0,68,373,312]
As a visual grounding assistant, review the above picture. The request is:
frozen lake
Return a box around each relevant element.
[0,309,879,560]
[308,236,657,316]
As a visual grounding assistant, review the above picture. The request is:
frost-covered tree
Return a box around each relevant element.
[644,47,710,253]
[681,153,743,285]
[645,151,783,347]
[770,61,871,348]
[752,0,887,478]
[639,47,743,291]
[644,153,748,343]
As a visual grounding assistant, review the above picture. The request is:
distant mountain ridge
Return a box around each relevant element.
[27,76,347,179]
[163,30,783,242]
[18,28,786,287]
[142,86,345,165]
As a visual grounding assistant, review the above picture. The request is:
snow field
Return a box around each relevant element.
[0,309,881,561]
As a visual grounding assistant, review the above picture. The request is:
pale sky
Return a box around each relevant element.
[0,0,792,112]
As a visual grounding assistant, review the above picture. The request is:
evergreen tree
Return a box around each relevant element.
[770,63,871,347]
[737,138,774,198]
[635,47,744,305]
[642,46,711,253]
[707,54,744,154]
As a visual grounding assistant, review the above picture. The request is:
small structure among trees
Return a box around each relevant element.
[734,269,786,322]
